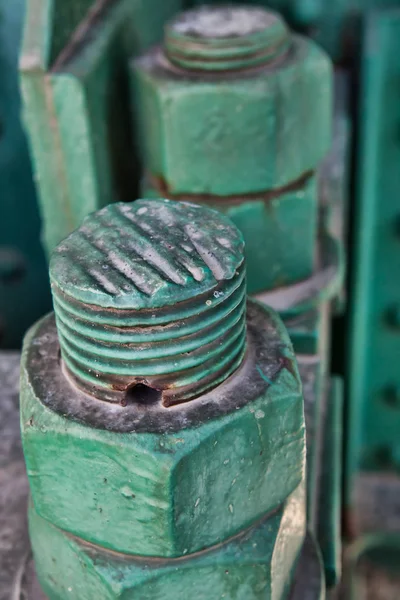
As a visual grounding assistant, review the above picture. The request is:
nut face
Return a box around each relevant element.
[132,36,332,196]
[143,176,318,295]
[20,302,305,558]
[29,483,306,600]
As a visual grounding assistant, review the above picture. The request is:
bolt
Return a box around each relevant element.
[50,199,246,406]
[164,5,291,71]
[22,198,308,597]
[133,5,332,295]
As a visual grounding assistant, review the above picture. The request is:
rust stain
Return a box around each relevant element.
[148,170,314,207]
[278,354,297,380]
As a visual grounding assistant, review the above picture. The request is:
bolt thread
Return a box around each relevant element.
[165,5,291,72]
[50,200,247,406]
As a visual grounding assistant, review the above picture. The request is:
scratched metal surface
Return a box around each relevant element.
[1,349,322,599]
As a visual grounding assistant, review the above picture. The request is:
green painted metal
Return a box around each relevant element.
[21,307,305,558]
[133,5,332,295]
[12,3,346,595]
[347,9,400,523]
[317,377,343,588]
[164,6,291,71]
[254,234,344,320]
[0,0,52,348]
[20,0,184,256]
[29,484,306,600]
[285,309,324,356]
[133,14,331,197]
[143,177,318,295]
[188,1,400,61]
[50,199,246,404]
[134,12,345,590]
[21,198,310,597]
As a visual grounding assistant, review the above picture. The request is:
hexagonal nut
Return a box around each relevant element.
[30,483,306,600]
[21,302,306,558]
[143,175,318,295]
[132,37,332,196]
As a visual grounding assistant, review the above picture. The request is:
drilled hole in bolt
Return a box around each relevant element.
[123,384,162,406]
[382,386,400,409]
[0,247,26,284]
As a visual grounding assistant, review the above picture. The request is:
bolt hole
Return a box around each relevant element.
[123,383,162,407]
[0,247,26,284]
[382,386,400,409]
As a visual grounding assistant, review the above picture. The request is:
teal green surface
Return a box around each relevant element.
[189,0,400,60]
[133,33,331,196]
[20,0,184,255]
[49,199,247,402]
[21,305,305,558]
[348,9,400,503]
[207,179,317,295]
[0,0,51,348]
[165,6,291,71]
[286,310,322,355]
[143,177,318,294]
[50,201,245,310]
[317,377,343,588]
[29,484,305,600]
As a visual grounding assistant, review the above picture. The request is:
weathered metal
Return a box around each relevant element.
[347,8,400,541]
[29,484,306,600]
[3,346,328,599]
[189,0,400,62]
[20,0,184,256]
[21,198,310,598]
[133,5,332,295]
[164,6,291,71]
[134,7,344,590]
[49,200,246,405]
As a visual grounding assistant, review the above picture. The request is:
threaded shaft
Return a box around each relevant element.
[165,5,291,72]
[50,199,247,406]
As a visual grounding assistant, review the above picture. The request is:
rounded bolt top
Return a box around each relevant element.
[165,5,291,72]
[51,199,244,309]
[170,6,276,39]
[50,199,247,405]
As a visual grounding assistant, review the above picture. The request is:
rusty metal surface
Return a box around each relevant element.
[22,303,289,433]
[2,347,322,599]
